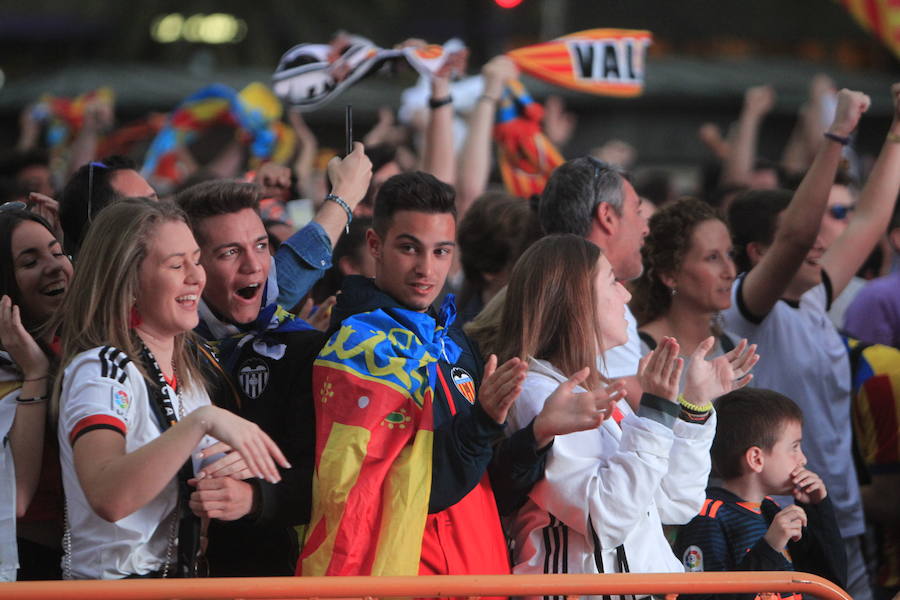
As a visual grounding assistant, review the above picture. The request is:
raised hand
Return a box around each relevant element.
[764,504,807,549]
[27,192,62,240]
[327,141,373,211]
[478,355,527,425]
[792,466,827,504]
[481,55,519,99]
[744,85,776,118]
[637,336,682,402]
[189,406,290,484]
[0,295,49,381]
[683,337,759,406]
[532,367,624,448]
[828,88,871,138]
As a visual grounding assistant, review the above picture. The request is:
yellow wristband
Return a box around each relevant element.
[887,132,900,144]
[678,394,713,413]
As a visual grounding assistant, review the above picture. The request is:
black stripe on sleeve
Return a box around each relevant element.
[71,423,126,445]
[99,346,111,378]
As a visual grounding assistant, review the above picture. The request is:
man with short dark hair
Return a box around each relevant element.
[539,157,648,398]
[300,171,595,578]
[59,155,158,257]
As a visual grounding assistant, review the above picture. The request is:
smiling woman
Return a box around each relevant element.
[631,198,740,390]
[0,205,73,581]
[47,198,289,579]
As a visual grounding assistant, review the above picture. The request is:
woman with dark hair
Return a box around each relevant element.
[49,198,288,579]
[0,203,73,580]
[498,234,756,584]
[631,198,740,393]
[456,192,540,326]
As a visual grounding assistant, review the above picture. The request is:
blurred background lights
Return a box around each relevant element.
[151,13,246,44]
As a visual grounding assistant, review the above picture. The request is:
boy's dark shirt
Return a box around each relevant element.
[674,486,847,600]
[199,328,326,577]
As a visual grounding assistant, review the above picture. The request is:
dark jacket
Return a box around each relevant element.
[198,328,325,577]
[674,486,848,600]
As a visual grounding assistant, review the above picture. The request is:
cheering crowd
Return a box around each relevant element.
[1,48,899,600]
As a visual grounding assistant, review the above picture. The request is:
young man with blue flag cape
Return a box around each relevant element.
[299,170,616,583]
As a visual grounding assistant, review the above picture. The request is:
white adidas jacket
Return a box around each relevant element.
[507,359,715,590]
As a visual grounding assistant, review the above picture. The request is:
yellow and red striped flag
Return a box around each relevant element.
[838,0,900,60]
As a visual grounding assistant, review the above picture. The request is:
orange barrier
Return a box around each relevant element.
[0,572,851,600]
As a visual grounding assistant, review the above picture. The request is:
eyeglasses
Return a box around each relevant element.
[86,161,108,224]
[829,204,854,220]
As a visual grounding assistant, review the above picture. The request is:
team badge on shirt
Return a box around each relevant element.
[111,388,130,417]
[451,367,476,404]
[239,358,270,399]
[683,545,703,572]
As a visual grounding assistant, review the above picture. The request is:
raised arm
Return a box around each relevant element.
[721,85,775,186]
[739,89,869,318]
[274,143,372,307]
[456,56,518,217]
[822,83,900,297]
[422,50,467,185]
[287,109,320,200]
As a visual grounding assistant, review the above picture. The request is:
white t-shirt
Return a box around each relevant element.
[721,274,864,538]
[599,305,641,379]
[58,346,215,579]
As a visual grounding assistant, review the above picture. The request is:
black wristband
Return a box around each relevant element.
[428,95,453,109]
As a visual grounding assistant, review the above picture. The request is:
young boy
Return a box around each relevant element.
[674,388,847,599]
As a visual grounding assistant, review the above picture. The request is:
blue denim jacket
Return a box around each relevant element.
[274,220,331,308]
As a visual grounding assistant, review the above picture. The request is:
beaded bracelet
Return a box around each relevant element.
[678,394,713,413]
[325,193,353,233]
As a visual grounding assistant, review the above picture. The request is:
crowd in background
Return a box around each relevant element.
[0,46,899,600]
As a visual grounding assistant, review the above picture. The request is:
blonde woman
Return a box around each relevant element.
[50,198,288,579]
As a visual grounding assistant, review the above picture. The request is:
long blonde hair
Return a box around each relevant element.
[495,234,605,391]
[50,198,206,418]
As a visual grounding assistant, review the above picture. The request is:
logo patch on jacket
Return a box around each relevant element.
[683,545,703,572]
[239,358,269,399]
[451,367,476,404]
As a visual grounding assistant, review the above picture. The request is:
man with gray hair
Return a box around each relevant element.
[539,156,648,399]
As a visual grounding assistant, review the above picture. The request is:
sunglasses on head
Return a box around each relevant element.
[829,204,854,220]
[0,201,28,213]
[86,161,108,224]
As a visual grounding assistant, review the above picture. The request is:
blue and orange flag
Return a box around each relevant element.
[141,82,289,188]
[299,302,461,576]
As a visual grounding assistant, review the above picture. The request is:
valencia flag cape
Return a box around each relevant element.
[299,301,461,576]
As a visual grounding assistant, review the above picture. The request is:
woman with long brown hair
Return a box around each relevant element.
[499,234,757,584]
[50,198,288,579]
[0,204,73,580]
